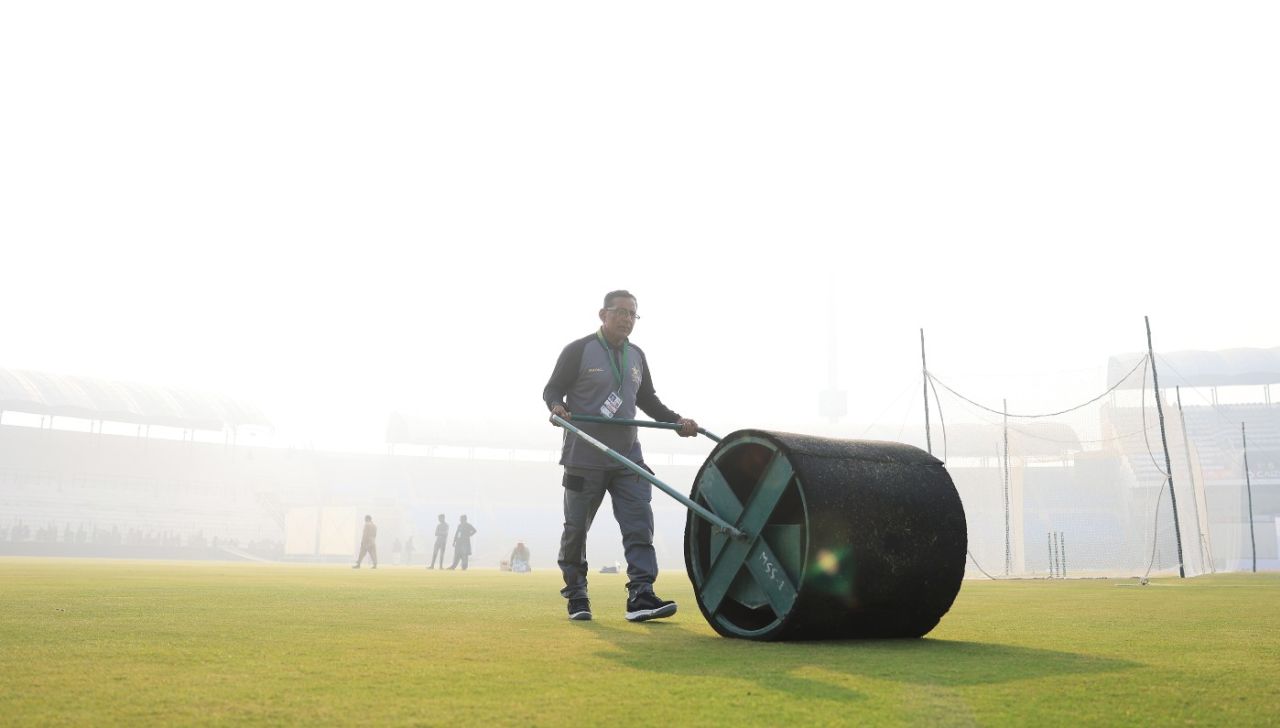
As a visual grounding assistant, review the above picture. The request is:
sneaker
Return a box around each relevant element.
[625,591,677,622]
[351,564,360,569]
[567,598,592,621]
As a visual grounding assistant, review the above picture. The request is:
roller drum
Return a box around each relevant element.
[684,429,967,640]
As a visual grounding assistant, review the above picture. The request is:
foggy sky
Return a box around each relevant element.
[3,1,1277,450]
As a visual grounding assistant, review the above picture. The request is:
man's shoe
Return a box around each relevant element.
[625,591,677,622]
[567,598,592,621]
[351,565,360,569]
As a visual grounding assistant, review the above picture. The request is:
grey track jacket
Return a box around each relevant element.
[542,331,682,469]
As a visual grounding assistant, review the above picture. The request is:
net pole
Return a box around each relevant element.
[1003,398,1011,577]
[1242,422,1257,573]
[1054,529,1064,575]
[1055,533,1062,578]
[921,328,932,455]
[1047,532,1056,578]
[1145,316,1186,578]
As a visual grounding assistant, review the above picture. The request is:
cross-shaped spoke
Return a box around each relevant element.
[695,463,743,562]
[696,450,798,617]
[742,537,799,618]
[696,463,744,522]
[735,453,795,536]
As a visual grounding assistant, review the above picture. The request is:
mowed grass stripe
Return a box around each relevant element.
[1,559,1277,725]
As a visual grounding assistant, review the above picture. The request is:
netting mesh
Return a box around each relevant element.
[919,354,1271,579]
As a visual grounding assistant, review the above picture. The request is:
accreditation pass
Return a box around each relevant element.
[599,391,623,418]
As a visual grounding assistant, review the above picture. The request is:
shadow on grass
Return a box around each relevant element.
[586,620,1140,701]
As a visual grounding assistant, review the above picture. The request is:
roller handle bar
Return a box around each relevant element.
[567,414,722,443]
[550,414,743,539]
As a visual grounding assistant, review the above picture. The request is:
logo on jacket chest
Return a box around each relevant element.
[585,366,641,387]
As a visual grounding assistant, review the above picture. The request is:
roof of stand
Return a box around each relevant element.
[1107,348,1280,389]
[0,368,270,430]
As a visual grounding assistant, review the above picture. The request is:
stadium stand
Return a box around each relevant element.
[1101,348,1280,573]
[3,355,1275,575]
[0,419,699,569]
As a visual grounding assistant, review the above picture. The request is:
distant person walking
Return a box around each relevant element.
[403,536,414,566]
[448,515,477,570]
[428,514,449,569]
[353,515,378,569]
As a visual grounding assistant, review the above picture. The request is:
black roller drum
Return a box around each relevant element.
[683,429,967,640]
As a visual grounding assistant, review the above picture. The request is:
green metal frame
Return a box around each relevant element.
[550,414,743,539]
[551,414,808,637]
[569,414,722,443]
[687,435,809,638]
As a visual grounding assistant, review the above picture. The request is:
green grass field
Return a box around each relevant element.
[2,559,1277,726]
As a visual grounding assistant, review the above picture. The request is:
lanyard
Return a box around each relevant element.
[595,330,629,392]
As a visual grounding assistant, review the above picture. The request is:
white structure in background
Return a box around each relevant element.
[284,507,360,557]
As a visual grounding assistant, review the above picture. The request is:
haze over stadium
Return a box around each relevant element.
[5,3,1280,724]
[2,2,1277,574]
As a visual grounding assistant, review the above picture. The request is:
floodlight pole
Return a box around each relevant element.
[1145,316,1186,578]
[921,328,932,455]
[1242,422,1257,573]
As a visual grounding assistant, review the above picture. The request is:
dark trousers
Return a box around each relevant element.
[356,542,377,567]
[558,466,656,600]
[430,539,447,568]
[449,547,470,570]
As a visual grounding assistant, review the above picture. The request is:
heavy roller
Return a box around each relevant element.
[551,414,967,641]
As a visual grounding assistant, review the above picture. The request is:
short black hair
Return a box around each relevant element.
[365,515,372,521]
[603,290,636,308]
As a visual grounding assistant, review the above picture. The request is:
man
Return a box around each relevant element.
[427,514,449,569]
[447,514,476,570]
[353,514,377,569]
[543,289,698,622]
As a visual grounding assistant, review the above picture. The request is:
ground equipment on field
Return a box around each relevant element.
[551,413,968,640]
